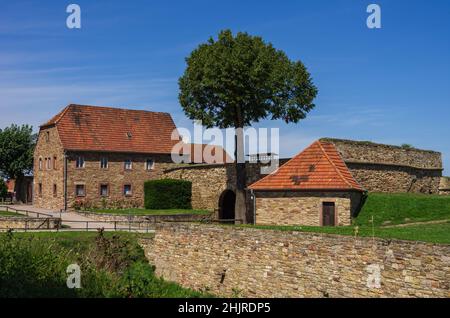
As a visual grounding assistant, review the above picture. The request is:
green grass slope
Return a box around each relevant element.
[355,193,450,227]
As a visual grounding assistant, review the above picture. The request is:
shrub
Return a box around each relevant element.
[144,179,192,209]
[0,231,206,298]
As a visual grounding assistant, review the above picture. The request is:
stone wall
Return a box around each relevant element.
[33,126,65,210]
[163,161,288,211]
[324,138,443,194]
[73,210,212,223]
[440,177,450,195]
[254,191,363,226]
[346,163,442,194]
[141,223,450,298]
[0,217,61,230]
[65,152,177,210]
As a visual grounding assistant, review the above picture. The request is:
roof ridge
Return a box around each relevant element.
[67,104,171,115]
[317,141,354,189]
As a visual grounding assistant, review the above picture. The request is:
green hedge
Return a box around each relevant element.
[144,179,192,209]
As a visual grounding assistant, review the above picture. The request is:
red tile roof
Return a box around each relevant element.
[248,140,365,191]
[182,143,234,164]
[41,104,181,154]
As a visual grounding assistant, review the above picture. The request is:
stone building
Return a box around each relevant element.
[33,104,230,210]
[248,140,366,226]
[163,139,444,224]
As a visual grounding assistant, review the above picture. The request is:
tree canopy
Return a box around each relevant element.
[178,30,318,223]
[179,29,318,129]
[0,124,35,180]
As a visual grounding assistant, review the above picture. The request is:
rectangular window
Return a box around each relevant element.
[75,184,85,197]
[38,183,42,197]
[146,158,155,170]
[45,131,50,142]
[76,156,85,168]
[53,184,57,197]
[39,158,42,170]
[123,184,132,196]
[124,159,132,170]
[100,157,108,169]
[47,157,52,170]
[53,156,57,170]
[100,184,109,197]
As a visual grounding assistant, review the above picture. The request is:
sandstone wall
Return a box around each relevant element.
[0,217,61,230]
[141,223,450,298]
[163,161,287,211]
[66,152,177,210]
[33,126,65,210]
[254,191,362,226]
[440,177,450,195]
[346,163,441,194]
[324,138,443,194]
[73,210,212,223]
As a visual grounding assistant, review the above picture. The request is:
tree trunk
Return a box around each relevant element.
[234,127,247,224]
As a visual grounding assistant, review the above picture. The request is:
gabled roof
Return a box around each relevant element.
[248,140,365,191]
[40,104,181,154]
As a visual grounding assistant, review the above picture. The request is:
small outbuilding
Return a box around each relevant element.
[248,140,366,227]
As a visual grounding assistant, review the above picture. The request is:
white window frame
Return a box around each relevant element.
[100,157,108,169]
[123,184,132,196]
[146,158,155,171]
[76,156,85,169]
[124,159,132,170]
[75,184,86,197]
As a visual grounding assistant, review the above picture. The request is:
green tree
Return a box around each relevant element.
[0,179,7,199]
[179,30,318,222]
[0,125,36,202]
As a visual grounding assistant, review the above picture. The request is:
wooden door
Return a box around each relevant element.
[322,202,335,226]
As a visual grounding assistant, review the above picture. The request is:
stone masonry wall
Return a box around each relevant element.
[254,191,362,226]
[0,217,61,230]
[347,163,442,194]
[73,210,212,223]
[33,126,65,210]
[163,161,288,211]
[440,177,450,195]
[141,223,450,298]
[324,138,443,194]
[66,152,177,210]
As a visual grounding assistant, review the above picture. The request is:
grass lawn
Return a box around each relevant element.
[0,211,24,217]
[354,192,450,227]
[87,208,211,216]
[240,193,450,244]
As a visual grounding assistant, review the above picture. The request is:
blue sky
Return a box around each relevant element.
[1,0,449,172]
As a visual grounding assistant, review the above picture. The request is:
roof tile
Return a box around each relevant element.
[248,140,365,191]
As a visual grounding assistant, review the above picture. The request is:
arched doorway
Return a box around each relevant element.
[218,190,236,221]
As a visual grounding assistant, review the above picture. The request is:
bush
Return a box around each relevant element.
[0,179,7,199]
[144,179,192,209]
[0,231,206,298]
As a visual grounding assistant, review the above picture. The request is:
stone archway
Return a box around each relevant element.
[218,189,236,221]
